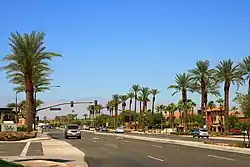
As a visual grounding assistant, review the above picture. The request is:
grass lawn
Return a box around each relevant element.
[0,160,24,167]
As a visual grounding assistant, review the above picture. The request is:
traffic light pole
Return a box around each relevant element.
[36,101,94,112]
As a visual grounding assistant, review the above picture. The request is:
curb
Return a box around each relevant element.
[89,131,250,155]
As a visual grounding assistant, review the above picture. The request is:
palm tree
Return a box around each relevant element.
[168,73,194,132]
[215,59,244,133]
[112,94,120,128]
[239,56,250,95]
[131,85,140,113]
[1,32,61,131]
[83,114,88,120]
[127,92,134,111]
[150,89,160,115]
[137,96,143,114]
[87,105,94,121]
[189,60,215,128]
[166,103,177,130]
[95,104,103,116]
[139,87,151,129]
[119,95,129,111]
[187,99,196,124]
[177,100,184,124]
[208,101,216,109]
[6,102,18,108]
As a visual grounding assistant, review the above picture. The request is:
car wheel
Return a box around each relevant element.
[193,136,195,138]
[198,136,200,138]
[206,136,209,139]
[77,136,81,139]
[65,136,68,139]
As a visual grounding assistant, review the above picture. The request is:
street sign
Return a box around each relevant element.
[50,108,61,111]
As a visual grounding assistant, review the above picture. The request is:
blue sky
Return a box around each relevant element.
[0,0,249,118]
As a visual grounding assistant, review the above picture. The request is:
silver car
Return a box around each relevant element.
[65,124,81,139]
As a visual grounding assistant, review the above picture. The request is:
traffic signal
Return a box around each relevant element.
[70,101,74,107]
[94,100,98,106]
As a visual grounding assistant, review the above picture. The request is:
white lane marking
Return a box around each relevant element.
[93,140,97,142]
[20,142,31,156]
[150,144,162,148]
[123,140,130,143]
[147,156,164,162]
[106,144,118,148]
[93,137,99,140]
[208,155,235,161]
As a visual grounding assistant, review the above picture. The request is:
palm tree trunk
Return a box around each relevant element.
[115,104,118,128]
[248,79,250,95]
[129,99,132,111]
[204,92,208,130]
[171,112,174,130]
[134,94,137,113]
[224,82,230,133]
[192,108,194,126]
[182,91,188,132]
[152,97,155,115]
[25,78,34,131]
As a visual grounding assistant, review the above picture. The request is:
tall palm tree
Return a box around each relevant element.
[215,59,244,133]
[189,60,214,128]
[1,32,61,131]
[168,73,194,132]
[139,87,151,129]
[127,92,134,111]
[112,94,120,128]
[95,104,103,116]
[131,85,140,113]
[150,89,160,115]
[239,56,250,95]
[119,95,129,111]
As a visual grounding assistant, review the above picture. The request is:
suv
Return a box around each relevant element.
[193,129,209,138]
[65,124,81,139]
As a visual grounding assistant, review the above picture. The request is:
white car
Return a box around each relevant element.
[115,127,124,133]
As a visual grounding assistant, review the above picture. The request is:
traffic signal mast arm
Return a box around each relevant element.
[37,101,94,112]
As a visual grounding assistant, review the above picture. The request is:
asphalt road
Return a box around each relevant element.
[125,132,244,145]
[48,130,250,167]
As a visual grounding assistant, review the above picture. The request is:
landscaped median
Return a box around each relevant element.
[0,131,36,141]
[0,159,24,167]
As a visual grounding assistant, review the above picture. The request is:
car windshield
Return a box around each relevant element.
[67,125,79,129]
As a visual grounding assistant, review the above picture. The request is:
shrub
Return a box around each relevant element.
[17,126,28,132]
[0,132,36,141]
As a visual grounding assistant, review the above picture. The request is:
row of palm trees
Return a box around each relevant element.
[1,32,61,131]
[103,57,249,132]
[168,57,250,133]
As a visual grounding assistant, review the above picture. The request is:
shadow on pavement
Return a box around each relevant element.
[13,158,73,163]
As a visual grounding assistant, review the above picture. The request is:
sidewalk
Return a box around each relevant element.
[0,138,88,167]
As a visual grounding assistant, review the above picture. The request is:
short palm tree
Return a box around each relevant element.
[131,85,140,113]
[119,95,129,111]
[187,99,196,124]
[189,60,214,127]
[150,89,160,115]
[127,92,134,111]
[1,32,61,131]
[168,73,194,132]
[166,103,177,130]
[139,87,151,129]
[83,114,88,120]
[208,101,216,109]
[239,56,250,95]
[215,59,244,133]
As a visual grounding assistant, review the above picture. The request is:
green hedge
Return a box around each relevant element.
[0,160,24,167]
[17,126,28,132]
